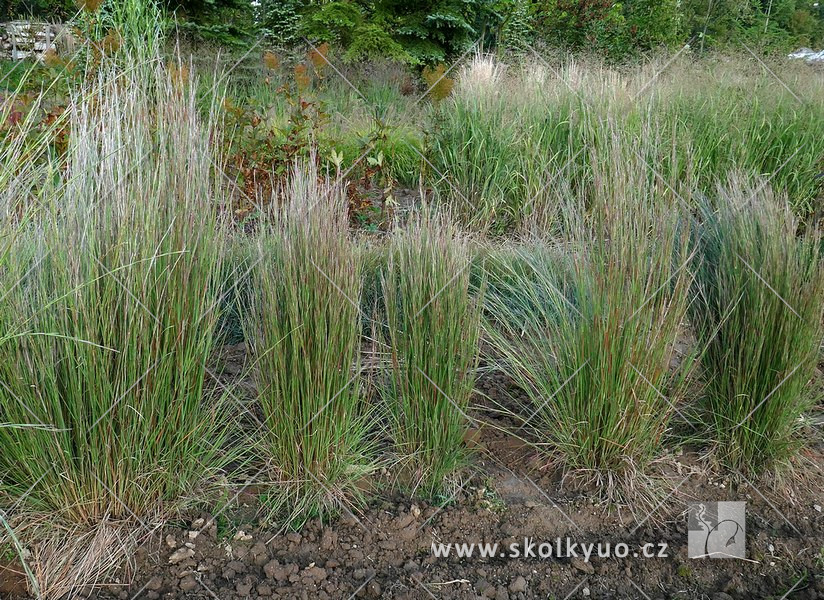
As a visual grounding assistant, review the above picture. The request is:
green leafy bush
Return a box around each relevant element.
[259,0,302,46]
[1,0,76,21]
[300,1,364,46]
[684,0,824,51]
[343,23,412,62]
[166,0,259,47]
[299,0,505,64]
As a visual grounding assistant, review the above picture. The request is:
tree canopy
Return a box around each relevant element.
[3,0,823,58]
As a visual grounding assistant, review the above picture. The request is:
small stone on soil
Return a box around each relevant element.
[168,547,194,565]
[571,557,595,574]
[236,580,253,595]
[302,565,327,581]
[144,576,163,591]
[509,575,527,593]
[178,575,198,592]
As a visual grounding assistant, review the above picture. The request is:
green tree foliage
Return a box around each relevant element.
[535,0,683,58]
[373,0,502,61]
[1,0,76,20]
[1,1,260,47]
[625,0,683,48]
[531,0,823,57]
[6,0,823,63]
[681,0,824,51]
[165,0,258,46]
[498,0,537,51]
[299,1,367,47]
[259,0,302,46]
[295,0,506,64]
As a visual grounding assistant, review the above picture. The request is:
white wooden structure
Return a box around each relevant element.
[0,21,68,61]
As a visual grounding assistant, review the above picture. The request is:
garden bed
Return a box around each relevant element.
[3,352,821,600]
[3,21,824,600]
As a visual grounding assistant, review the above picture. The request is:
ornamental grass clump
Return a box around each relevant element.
[689,176,824,475]
[0,56,230,597]
[429,53,824,232]
[381,211,482,498]
[430,52,581,233]
[0,59,228,525]
[244,161,374,527]
[483,143,695,498]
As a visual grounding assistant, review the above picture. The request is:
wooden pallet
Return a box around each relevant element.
[0,21,66,61]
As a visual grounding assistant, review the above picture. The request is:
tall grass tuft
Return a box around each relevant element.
[0,59,229,529]
[689,176,824,475]
[430,53,824,232]
[430,52,581,233]
[483,144,695,498]
[381,212,482,498]
[244,161,374,527]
